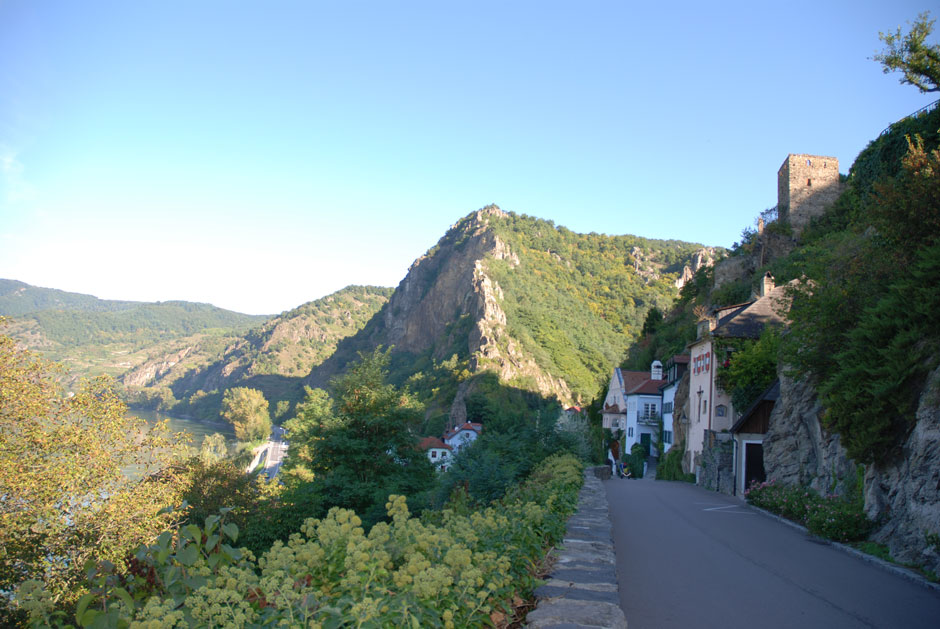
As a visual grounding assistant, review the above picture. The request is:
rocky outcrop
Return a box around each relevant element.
[671,370,692,473]
[310,206,576,411]
[675,248,717,289]
[866,365,940,575]
[762,371,855,496]
[764,366,940,575]
[122,346,195,387]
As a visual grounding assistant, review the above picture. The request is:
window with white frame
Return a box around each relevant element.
[628,427,634,437]
[663,401,673,414]
[663,430,673,444]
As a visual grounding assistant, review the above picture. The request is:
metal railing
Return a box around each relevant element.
[878,98,940,137]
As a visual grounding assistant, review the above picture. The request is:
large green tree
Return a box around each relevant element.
[0,328,189,621]
[875,11,940,93]
[284,348,435,525]
[220,386,271,443]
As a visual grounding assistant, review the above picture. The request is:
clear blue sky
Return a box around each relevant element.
[1,1,935,315]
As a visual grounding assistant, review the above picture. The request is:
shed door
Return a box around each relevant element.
[744,442,766,489]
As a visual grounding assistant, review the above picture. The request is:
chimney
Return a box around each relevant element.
[651,360,663,380]
[761,273,775,297]
[696,317,716,340]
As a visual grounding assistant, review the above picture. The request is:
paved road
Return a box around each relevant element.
[606,478,940,629]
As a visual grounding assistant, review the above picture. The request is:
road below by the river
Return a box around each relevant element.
[606,477,940,629]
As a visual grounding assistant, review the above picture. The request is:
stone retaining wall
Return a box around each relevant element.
[526,467,627,628]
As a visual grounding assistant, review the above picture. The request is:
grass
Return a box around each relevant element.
[850,541,940,583]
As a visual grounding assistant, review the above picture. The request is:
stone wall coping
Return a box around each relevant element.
[526,468,628,628]
[749,503,940,595]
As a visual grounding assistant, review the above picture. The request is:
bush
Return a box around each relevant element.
[806,499,873,543]
[657,443,694,482]
[18,455,584,627]
[745,479,873,543]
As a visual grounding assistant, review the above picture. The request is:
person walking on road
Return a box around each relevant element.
[610,436,623,478]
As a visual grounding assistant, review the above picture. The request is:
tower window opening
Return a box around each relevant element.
[806,159,812,166]
[807,178,812,186]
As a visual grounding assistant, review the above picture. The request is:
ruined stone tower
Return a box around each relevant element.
[777,154,840,236]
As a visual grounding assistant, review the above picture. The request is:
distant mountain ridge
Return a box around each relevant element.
[0,278,144,315]
[2,211,715,425]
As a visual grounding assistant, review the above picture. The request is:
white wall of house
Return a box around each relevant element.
[444,429,478,452]
[687,338,713,475]
[426,446,452,470]
[661,382,677,453]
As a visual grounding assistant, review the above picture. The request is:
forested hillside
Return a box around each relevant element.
[298,209,714,436]
[486,213,709,398]
[0,280,269,382]
[126,285,393,420]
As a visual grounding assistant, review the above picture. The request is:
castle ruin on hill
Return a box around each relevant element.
[777,154,840,235]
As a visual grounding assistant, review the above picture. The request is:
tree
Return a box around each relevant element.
[875,11,940,93]
[0,328,189,619]
[199,432,229,464]
[220,386,271,443]
[284,348,435,525]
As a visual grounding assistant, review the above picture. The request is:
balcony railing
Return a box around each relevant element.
[638,412,661,425]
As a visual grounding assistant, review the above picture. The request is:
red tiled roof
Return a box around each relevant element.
[442,422,483,440]
[619,370,650,392]
[418,436,451,451]
[626,378,666,395]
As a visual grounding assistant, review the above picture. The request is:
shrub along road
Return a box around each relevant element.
[606,478,940,628]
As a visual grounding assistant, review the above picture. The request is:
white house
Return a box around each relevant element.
[602,362,665,454]
[442,422,483,453]
[418,436,453,472]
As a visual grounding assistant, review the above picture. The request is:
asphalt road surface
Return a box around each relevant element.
[606,478,940,629]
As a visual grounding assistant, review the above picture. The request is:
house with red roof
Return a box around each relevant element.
[417,436,453,471]
[442,422,483,453]
[602,362,665,456]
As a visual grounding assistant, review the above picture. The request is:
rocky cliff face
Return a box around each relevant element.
[674,248,717,290]
[307,207,574,408]
[865,365,940,575]
[762,372,855,495]
[764,367,940,575]
[122,346,196,387]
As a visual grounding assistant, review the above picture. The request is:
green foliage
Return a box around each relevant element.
[433,373,573,505]
[875,11,940,94]
[0,329,190,618]
[487,212,709,401]
[20,455,583,628]
[745,479,872,542]
[624,442,648,479]
[198,432,228,464]
[284,349,436,526]
[784,134,940,463]
[715,329,781,412]
[221,387,272,443]
[657,442,694,482]
[710,278,751,308]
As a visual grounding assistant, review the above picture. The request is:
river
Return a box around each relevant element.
[131,409,236,450]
